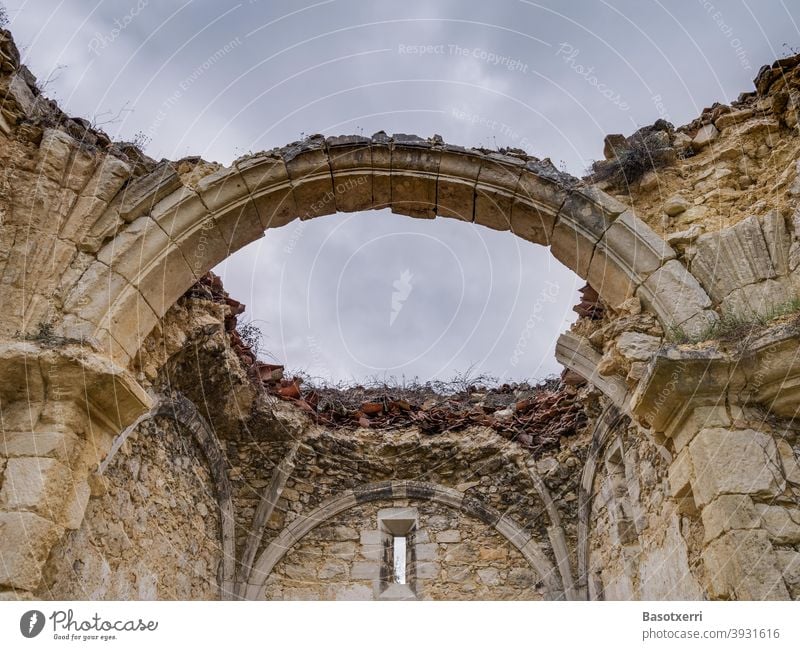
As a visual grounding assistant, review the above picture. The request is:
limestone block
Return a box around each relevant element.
[325,135,374,212]
[550,215,606,279]
[0,457,70,516]
[281,140,336,220]
[691,124,719,151]
[370,133,392,208]
[235,154,299,229]
[63,480,90,530]
[691,216,776,302]
[435,529,461,543]
[436,146,480,221]
[0,431,78,462]
[477,567,500,586]
[761,210,790,276]
[78,156,131,203]
[390,138,440,219]
[636,259,714,336]
[415,561,440,580]
[721,277,793,317]
[663,195,689,216]
[415,543,439,562]
[474,153,524,231]
[755,504,800,544]
[149,186,209,238]
[688,428,784,507]
[359,530,381,545]
[62,261,132,327]
[639,518,704,599]
[701,495,759,543]
[195,166,249,215]
[670,405,731,453]
[509,200,555,246]
[97,283,160,360]
[37,129,77,182]
[702,529,789,599]
[117,162,182,223]
[775,549,800,598]
[350,561,378,580]
[668,449,694,500]
[616,332,661,363]
[335,584,372,600]
[714,108,754,130]
[0,511,61,591]
[317,561,346,579]
[96,216,172,285]
[777,440,800,484]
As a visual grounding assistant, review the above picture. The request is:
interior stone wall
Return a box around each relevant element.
[263,500,540,601]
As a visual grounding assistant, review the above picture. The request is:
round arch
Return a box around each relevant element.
[59,133,716,366]
[243,479,564,600]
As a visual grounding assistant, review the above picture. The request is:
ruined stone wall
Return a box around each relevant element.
[4,19,800,601]
[37,414,222,600]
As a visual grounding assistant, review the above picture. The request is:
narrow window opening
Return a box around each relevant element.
[393,536,407,584]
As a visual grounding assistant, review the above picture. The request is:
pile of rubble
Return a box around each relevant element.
[185,274,588,456]
[262,375,586,456]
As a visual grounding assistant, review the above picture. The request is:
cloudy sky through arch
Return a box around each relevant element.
[9,0,799,382]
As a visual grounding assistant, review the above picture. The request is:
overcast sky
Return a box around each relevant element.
[9,0,799,383]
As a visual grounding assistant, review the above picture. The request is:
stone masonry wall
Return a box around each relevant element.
[38,415,222,600]
[264,500,540,601]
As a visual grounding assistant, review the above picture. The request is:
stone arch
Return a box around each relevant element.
[58,133,717,366]
[244,479,562,600]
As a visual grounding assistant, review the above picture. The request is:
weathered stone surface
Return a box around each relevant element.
[0,511,61,591]
[691,215,776,302]
[691,124,719,150]
[0,457,70,515]
[688,428,784,507]
[755,504,800,544]
[616,332,661,362]
[636,259,714,334]
[701,495,759,543]
[702,529,789,599]
[663,195,690,216]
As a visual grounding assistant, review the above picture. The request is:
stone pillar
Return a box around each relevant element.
[0,341,150,598]
[667,408,793,599]
[632,346,800,600]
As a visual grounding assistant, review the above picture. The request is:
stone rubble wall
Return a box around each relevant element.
[37,414,222,600]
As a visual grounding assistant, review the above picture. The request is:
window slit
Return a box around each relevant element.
[393,535,406,584]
